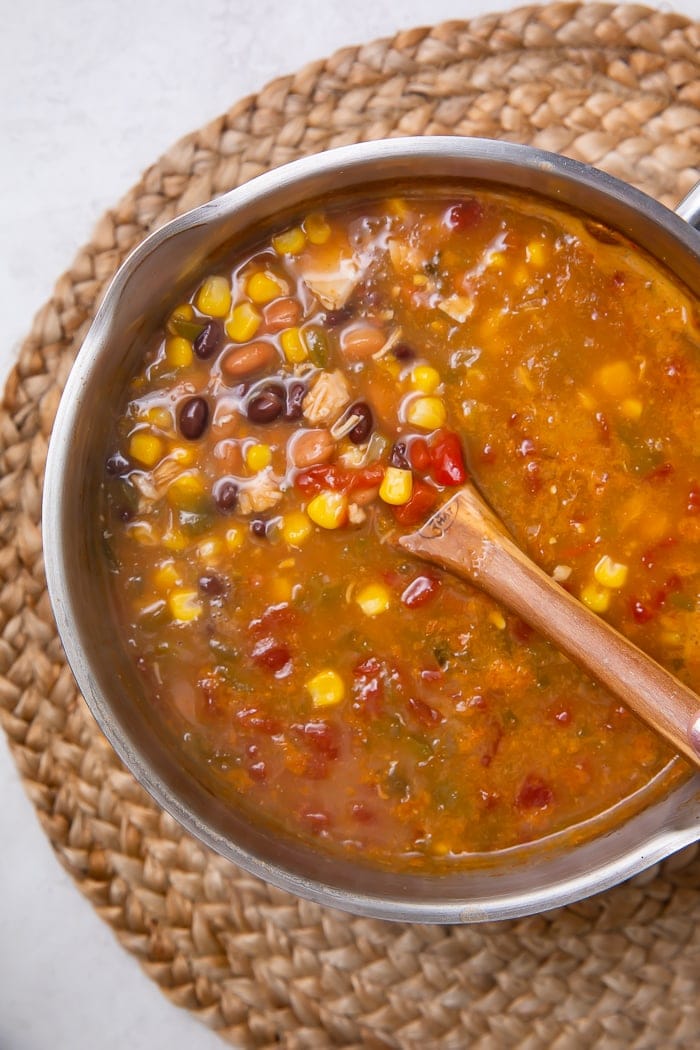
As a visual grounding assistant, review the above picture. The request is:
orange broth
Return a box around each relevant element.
[101,188,699,867]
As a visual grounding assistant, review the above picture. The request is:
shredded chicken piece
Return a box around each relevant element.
[347,503,367,525]
[238,470,283,515]
[131,457,183,501]
[302,257,361,310]
[371,326,403,360]
[438,295,474,323]
[302,369,351,425]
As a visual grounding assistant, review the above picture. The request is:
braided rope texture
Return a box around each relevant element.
[2,4,700,1046]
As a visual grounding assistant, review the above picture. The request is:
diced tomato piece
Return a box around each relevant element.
[516,774,553,810]
[407,695,444,726]
[291,720,340,759]
[294,464,347,495]
[252,638,291,672]
[409,437,431,472]
[392,480,438,525]
[429,430,467,487]
[401,574,441,608]
[347,463,385,492]
[445,198,484,231]
[630,599,654,624]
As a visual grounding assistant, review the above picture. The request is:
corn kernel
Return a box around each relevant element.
[168,588,202,622]
[526,240,547,266]
[171,445,196,466]
[621,398,643,420]
[129,431,164,467]
[282,511,313,547]
[488,610,507,629]
[225,525,245,552]
[143,405,172,429]
[306,490,348,529]
[513,264,530,288]
[355,583,391,617]
[595,360,635,398]
[303,212,331,245]
[196,275,232,317]
[379,466,413,506]
[270,576,294,604]
[197,538,223,563]
[167,472,206,504]
[594,555,628,589]
[272,227,306,255]
[411,365,441,394]
[306,669,345,709]
[153,561,181,591]
[169,303,195,324]
[165,336,194,368]
[162,528,188,552]
[280,326,308,364]
[128,521,159,546]
[247,271,283,304]
[488,251,506,269]
[405,396,447,431]
[226,302,262,343]
[580,582,611,614]
[246,443,272,472]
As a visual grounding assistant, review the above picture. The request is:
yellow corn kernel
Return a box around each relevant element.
[580,582,611,614]
[196,275,232,317]
[129,431,164,467]
[306,490,348,529]
[488,610,507,630]
[270,576,293,604]
[197,537,223,563]
[167,472,206,504]
[168,588,202,622]
[306,669,345,709]
[410,365,441,394]
[169,303,195,324]
[225,302,262,343]
[621,398,643,421]
[594,555,628,589]
[303,212,331,245]
[379,466,413,506]
[512,264,530,288]
[595,360,635,398]
[387,197,410,219]
[162,528,188,552]
[526,240,547,266]
[246,443,272,472]
[128,521,159,546]
[355,583,391,617]
[412,273,428,287]
[171,444,196,466]
[488,251,506,269]
[165,336,194,368]
[272,227,306,256]
[143,405,172,429]
[280,326,308,364]
[153,561,181,591]
[405,396,447,431]
[247,271,283,304]
[282,511,313,547]
[225,525,245,552]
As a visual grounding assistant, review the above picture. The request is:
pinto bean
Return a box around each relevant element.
[340,325,387,361]
[221,341,276,379]
[288,429,335,468]
[263,297,302,332]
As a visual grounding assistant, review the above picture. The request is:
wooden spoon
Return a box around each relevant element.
[399,485,700,769]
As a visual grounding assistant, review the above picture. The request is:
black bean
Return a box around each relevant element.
[247,387,284,424]
[392,342,416,362]
[284,381,306,421]
[347,401,373,445]
[250,518,268,538]
[390,440,410,469]
[213,477,239,512]
[199,574,225,596]
[179,396,209,440]
[324,305,353,327]
[106,451,130,475]
[194,321,222,359]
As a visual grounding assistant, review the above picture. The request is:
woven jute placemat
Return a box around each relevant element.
[2,3,700,1046]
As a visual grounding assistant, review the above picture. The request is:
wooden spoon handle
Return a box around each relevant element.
[399,487,700,769]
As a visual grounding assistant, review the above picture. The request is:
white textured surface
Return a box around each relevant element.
[2,2,699,1048]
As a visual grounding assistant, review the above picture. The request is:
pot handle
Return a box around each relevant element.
[676,179,700,230]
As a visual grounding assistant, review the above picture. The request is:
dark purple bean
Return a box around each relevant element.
[284,381,306,421]
[247,386,284,424]
[194,321,222,359]
[213,477,239,513]
[390,440,410,470]
[250,518,268,538]
[179,396,209,440]
[324,305,353,327]
[347,401,373,445]
[199,574,225,596]
[392,342,416,362]
[106,451,130,475]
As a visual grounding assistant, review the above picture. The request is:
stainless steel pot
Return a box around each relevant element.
[42,137,700,923]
